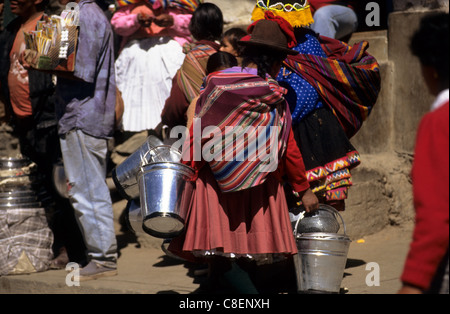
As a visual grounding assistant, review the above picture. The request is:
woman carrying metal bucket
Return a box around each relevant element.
[168,13,319,293]
[251,0,380,212]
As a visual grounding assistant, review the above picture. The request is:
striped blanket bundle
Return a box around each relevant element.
[284,35,381,138]
[191,69,292,193]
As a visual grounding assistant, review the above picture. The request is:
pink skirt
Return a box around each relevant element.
[169,166,298,262]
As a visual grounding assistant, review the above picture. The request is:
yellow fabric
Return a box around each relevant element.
[11,251,37,275]
[251,6,314,28]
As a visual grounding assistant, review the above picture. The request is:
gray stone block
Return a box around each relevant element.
[393,0,449,12]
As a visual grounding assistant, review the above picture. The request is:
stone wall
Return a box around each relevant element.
[349,7,446,154]
[393,0,449,11]
[343,1,448,238]
[206,0,255,29]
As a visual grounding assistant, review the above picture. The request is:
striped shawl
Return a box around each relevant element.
[284,35,381,138]
[191,68,292,193]
[176,41,220,103]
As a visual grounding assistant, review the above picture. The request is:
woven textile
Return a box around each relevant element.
[190,67,292,193]
[117,0,143,8]
[177,42,219,103]
[284,35,381,138]
[171,0,202,12]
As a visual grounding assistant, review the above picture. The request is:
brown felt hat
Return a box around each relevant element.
[238,17,299,55]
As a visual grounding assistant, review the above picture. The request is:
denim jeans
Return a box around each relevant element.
[60,130,117,265]
[311,5,358,39]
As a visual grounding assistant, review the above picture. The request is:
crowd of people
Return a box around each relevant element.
[0,0,447,294]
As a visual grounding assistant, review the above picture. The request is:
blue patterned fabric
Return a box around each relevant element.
[277,30,326,124]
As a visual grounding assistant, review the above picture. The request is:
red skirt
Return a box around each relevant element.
[169,165,298,262]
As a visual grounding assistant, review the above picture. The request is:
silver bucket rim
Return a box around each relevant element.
[0,196,38,204]
[0,190,36,197]
[0,202,42,209]
[0,157,31,169]
[295,232,352,242]
[138,161,195,176]
[142,212,186,238]
[141,145,182,164]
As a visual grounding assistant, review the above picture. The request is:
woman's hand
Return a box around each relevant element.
[137,13,153,28]
[300,189,319,213]
[153,14,174,28]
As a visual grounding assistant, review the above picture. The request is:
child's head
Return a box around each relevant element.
[411,12,449,96]
[206,51,238,75]
[189,3,223,42]
[220,27,248,58]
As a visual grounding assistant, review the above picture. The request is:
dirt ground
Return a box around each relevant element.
[0,195,415,294]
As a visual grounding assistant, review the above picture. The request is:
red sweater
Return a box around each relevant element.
[401,101,449,291]
[309,0,356,14]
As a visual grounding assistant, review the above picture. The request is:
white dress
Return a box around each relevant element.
[115,37,185,132]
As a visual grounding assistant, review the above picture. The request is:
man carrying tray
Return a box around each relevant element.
[49,0,119,281]
[16,0,119,281]
[18,0,119,281]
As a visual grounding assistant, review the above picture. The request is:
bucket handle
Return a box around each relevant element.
[140,145,177,170]
[293,204,347,237]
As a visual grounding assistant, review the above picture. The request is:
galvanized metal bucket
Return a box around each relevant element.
[293,206,351,294]
[111,136,182,200]
[126,198,145,237]
[138,162,195,238]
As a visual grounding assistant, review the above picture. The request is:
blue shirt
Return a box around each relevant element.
[277,30,327,124]
[55,0,116,139]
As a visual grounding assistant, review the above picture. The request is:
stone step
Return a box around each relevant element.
[348,30,388,63]
[342,152,414,240]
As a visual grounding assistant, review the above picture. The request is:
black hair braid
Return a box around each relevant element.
[241,46,286,79]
